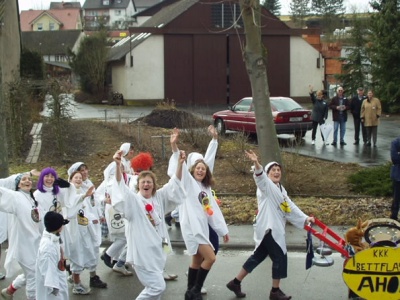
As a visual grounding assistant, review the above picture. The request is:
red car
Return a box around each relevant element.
[212,97,312,140]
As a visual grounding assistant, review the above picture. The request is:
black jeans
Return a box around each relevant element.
[353,114,366,142]
[311,121,324,141]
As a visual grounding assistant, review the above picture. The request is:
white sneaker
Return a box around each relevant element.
[311,140,315,145]
[0,273,5,280]
[113,264,133,276]
[72,283,91,295]
[201,287,207,294]
[1,288,13,299]
[163,271,178,281]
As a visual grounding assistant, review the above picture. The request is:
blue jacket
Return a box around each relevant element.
[390,137,400,181]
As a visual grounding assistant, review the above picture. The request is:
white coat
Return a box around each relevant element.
[35,231,68,300]
[0,188,43,277]
[252,167,308,254]
[111,175,184,272]
[0,175,19,245]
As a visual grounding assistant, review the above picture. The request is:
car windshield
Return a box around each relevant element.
[270,98,303,112]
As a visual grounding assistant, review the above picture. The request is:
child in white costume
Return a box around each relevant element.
[36,211,70,300]
[111,136,186,300]
[0,173,44,300]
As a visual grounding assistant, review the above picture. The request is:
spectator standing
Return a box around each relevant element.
[390,136,400,220]
[329,86,350,146]
[350,87,367,145]
[309,85,329,145]
[361,90,382,147]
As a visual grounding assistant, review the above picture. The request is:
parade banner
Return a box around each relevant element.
[343,247,400,299]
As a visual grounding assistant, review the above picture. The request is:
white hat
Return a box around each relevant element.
[187,152,204,169]
[120,143,131,156]
[265,161,281,174]
[68,162,84,177]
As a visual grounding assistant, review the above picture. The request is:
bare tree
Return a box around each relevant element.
[0,0,21,177]
[238,0,282,167]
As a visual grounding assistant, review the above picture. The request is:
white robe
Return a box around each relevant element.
[0,188,43,277]
[35,231,68,300]
[111,175,184,272]
[253,167,308,254]
[0,174,19,245]
[168,139,229,255]
[64,187,101,268]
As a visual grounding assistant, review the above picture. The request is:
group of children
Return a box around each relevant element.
[0,125,314,300]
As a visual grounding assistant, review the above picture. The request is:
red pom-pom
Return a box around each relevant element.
[131,152,154,172]
[145,203,153,212]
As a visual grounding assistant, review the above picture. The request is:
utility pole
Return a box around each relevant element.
[0,0,21,177]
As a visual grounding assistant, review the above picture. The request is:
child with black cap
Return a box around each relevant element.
[35,211,69,300]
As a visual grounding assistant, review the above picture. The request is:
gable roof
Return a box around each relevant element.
[21,30,83,55]
[20,9,81,31]
[133,0,163,9]
[108,0,196,62]
[29,11,63,26]
[83,0,132,9]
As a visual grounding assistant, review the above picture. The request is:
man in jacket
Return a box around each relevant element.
[329,86,350,146]
[350,87,367,145]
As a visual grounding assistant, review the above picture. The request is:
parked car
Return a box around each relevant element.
[212,97,312,140]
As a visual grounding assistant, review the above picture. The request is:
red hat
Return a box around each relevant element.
[131,152,154,172]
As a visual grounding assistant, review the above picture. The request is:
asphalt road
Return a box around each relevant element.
[0,247,348,300]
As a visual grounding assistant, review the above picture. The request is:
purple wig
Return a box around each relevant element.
[37,167,60,195]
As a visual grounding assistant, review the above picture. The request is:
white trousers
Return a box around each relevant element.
[134,265,165,300]
[106,236,126,260]
[13,262,36,300]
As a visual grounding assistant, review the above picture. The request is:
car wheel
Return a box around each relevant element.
[215,119,226,135]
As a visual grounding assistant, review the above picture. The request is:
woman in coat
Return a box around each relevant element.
[361,90,382,147]
[309,85,329,145]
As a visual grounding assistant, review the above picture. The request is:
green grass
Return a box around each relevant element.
[348,163,393,197]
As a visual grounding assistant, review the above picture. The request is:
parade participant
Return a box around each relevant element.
[36,211,70,300]
[168,127,229,300]
[120,143,135,175]
[111,133,185,300]
[66,171,107,295]
[0,173,44,300]
[226,150,314,300]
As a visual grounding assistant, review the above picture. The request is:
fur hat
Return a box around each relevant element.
[44,211,69,232]
[131,152,154,172]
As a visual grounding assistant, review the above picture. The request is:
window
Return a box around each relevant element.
[49,23,55,30]
[103,0,109,5]
[211,3,243,28]
[115,10,121,16]
[37,23,43,31]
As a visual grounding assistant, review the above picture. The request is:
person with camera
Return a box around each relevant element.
[309,85,329,145]
[329,86,350,146]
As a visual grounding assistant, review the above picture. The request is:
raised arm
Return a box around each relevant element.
[175,150,186,180]
[113,150,124,182]
[245,150,262,172]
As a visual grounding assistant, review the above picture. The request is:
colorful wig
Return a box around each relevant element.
[131,152,154,172]
[37,167,60,195]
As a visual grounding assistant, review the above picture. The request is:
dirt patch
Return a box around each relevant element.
[29,108,391,226]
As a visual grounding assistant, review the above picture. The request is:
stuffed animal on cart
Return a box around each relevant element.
[344,218,369,252]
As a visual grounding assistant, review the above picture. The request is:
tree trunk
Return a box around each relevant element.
[239,0,282,167]
[0,0,21,177]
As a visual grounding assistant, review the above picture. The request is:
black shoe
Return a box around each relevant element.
[340,142,347,146]
[269,288,292,300]
[100,252,113,268]
[165,213,173,226]
[175,221,180,228]
[366,142,371,146]
[90,275,107,288]
[185,288,202,300]
[331,142,337,146]
[353,141,359,145]
[226,280,246,298]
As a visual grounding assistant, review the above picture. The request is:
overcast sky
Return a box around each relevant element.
[18,0,372,15]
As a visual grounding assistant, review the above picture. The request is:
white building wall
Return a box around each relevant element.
[112,35,164,101]
[290,36,325,97]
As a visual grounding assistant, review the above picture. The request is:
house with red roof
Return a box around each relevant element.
[20,8,83,31]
